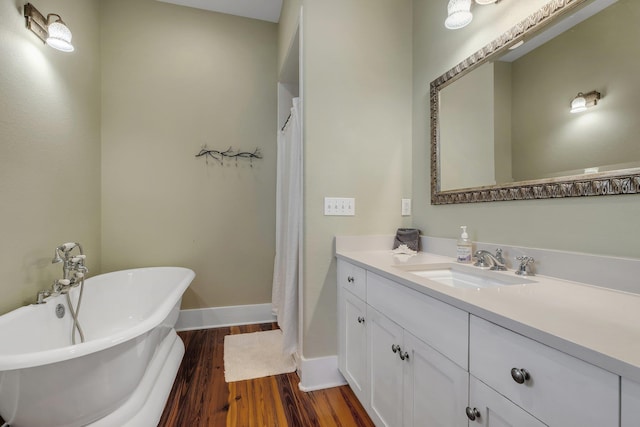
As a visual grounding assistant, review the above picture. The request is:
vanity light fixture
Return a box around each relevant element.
[24,3,74,52]
[570,90,601,114]
[445,0,502,30]
[445,0,473,30]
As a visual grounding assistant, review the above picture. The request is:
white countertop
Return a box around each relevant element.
[336,248,640,383]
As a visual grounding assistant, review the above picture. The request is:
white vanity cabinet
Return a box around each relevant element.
[338,259,366,299]
[622,378,640,427]
[338,259,469,427]
[338,288,368,405]
[467,376,546,427]
[402,328,469,427]
[367,272,470,427]
[367,303,469,427]
[337,259,622,427]
[469,315,619,427]
[367,306,404,427]
[337,261,369,407]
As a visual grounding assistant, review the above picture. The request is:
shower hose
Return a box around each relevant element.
[66,276,85,344]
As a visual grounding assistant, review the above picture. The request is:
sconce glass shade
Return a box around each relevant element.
[570,93,587,113]
[570,90,601,113]
[475,0,498,4]
[445,0,473,30]
[46,17,74,52]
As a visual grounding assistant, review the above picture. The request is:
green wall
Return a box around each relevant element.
[412,0,640,259]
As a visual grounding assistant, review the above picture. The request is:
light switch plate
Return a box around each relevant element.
[401,198,412,216]
[324,197,355,216]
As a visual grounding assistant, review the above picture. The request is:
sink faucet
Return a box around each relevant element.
[474,249,507,271]
[515,256,535,276]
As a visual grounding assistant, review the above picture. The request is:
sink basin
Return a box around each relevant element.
[396,264,534,289]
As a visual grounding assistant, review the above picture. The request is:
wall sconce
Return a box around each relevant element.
[570,91,601,114]
[445,0,473,29]
[445,0,502,30]
[24,3,74,52]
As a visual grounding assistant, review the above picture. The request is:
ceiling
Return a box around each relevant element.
[156,0,283,23]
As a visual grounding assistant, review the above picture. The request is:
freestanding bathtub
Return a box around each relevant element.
[0,267,195,427]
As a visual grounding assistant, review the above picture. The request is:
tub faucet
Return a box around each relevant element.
[36,289,53,304]
[474,249,507,271]
[52,242,87,280]
[37,243,87,304]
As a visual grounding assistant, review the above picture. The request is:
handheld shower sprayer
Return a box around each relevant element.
[44,241,88,343]
[52,242,84,264]
[51,249,63,264]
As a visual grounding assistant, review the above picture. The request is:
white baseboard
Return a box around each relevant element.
[297,354,346,392]
[175,303,276,331]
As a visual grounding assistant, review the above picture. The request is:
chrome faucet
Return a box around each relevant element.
[36,289,54,304]
[474,249,507,271]
[515,256,535,276]
[36,242,88,304]
[52,242,87,280]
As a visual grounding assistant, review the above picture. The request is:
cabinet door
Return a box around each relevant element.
[368,306,404,427]
[338,288,369,406]
[622,378,640,427]
[467,376,547,427]
[402,332,469,427]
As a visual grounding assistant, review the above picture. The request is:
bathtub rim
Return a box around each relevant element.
[0,266,195,371]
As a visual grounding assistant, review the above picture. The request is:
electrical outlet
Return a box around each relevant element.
[324,197,355,216]
[401,199,412,216]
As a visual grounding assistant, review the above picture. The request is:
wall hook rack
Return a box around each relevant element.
[195,146,263,166]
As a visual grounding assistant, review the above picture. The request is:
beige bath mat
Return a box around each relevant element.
[223,329,296,382]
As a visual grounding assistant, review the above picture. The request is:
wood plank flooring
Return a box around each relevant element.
[158,323,375,427]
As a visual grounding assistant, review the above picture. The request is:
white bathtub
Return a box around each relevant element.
[0,267,195,427]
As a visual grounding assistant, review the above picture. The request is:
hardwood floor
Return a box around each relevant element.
[158,323,375,427]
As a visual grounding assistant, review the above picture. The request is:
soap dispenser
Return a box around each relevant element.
[456,226,472,263]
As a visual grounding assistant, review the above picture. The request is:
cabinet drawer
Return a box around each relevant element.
[367,271,468,369]
[337,259,366,300]
[470,316,619,427]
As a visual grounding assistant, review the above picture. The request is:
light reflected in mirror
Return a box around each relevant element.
[431,0,640,203]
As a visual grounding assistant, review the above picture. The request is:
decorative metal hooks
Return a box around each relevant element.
[195,146,263,167]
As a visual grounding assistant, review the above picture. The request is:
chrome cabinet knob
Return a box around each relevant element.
[391,344,401,353]
[357,316,365,324]
[465,407,481,421]
[347,276,355,283]
[510,367,531,384]
[399,351,410,361]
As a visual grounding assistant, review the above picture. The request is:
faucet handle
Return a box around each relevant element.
[473,250,491,268]
[515,256,534,276]
[53,279,71,293]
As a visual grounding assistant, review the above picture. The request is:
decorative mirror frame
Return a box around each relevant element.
[430,0,640,204]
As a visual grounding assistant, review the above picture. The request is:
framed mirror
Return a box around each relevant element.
[430,0,640,204]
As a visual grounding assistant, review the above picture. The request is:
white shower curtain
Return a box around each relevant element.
[272,97,301,357]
